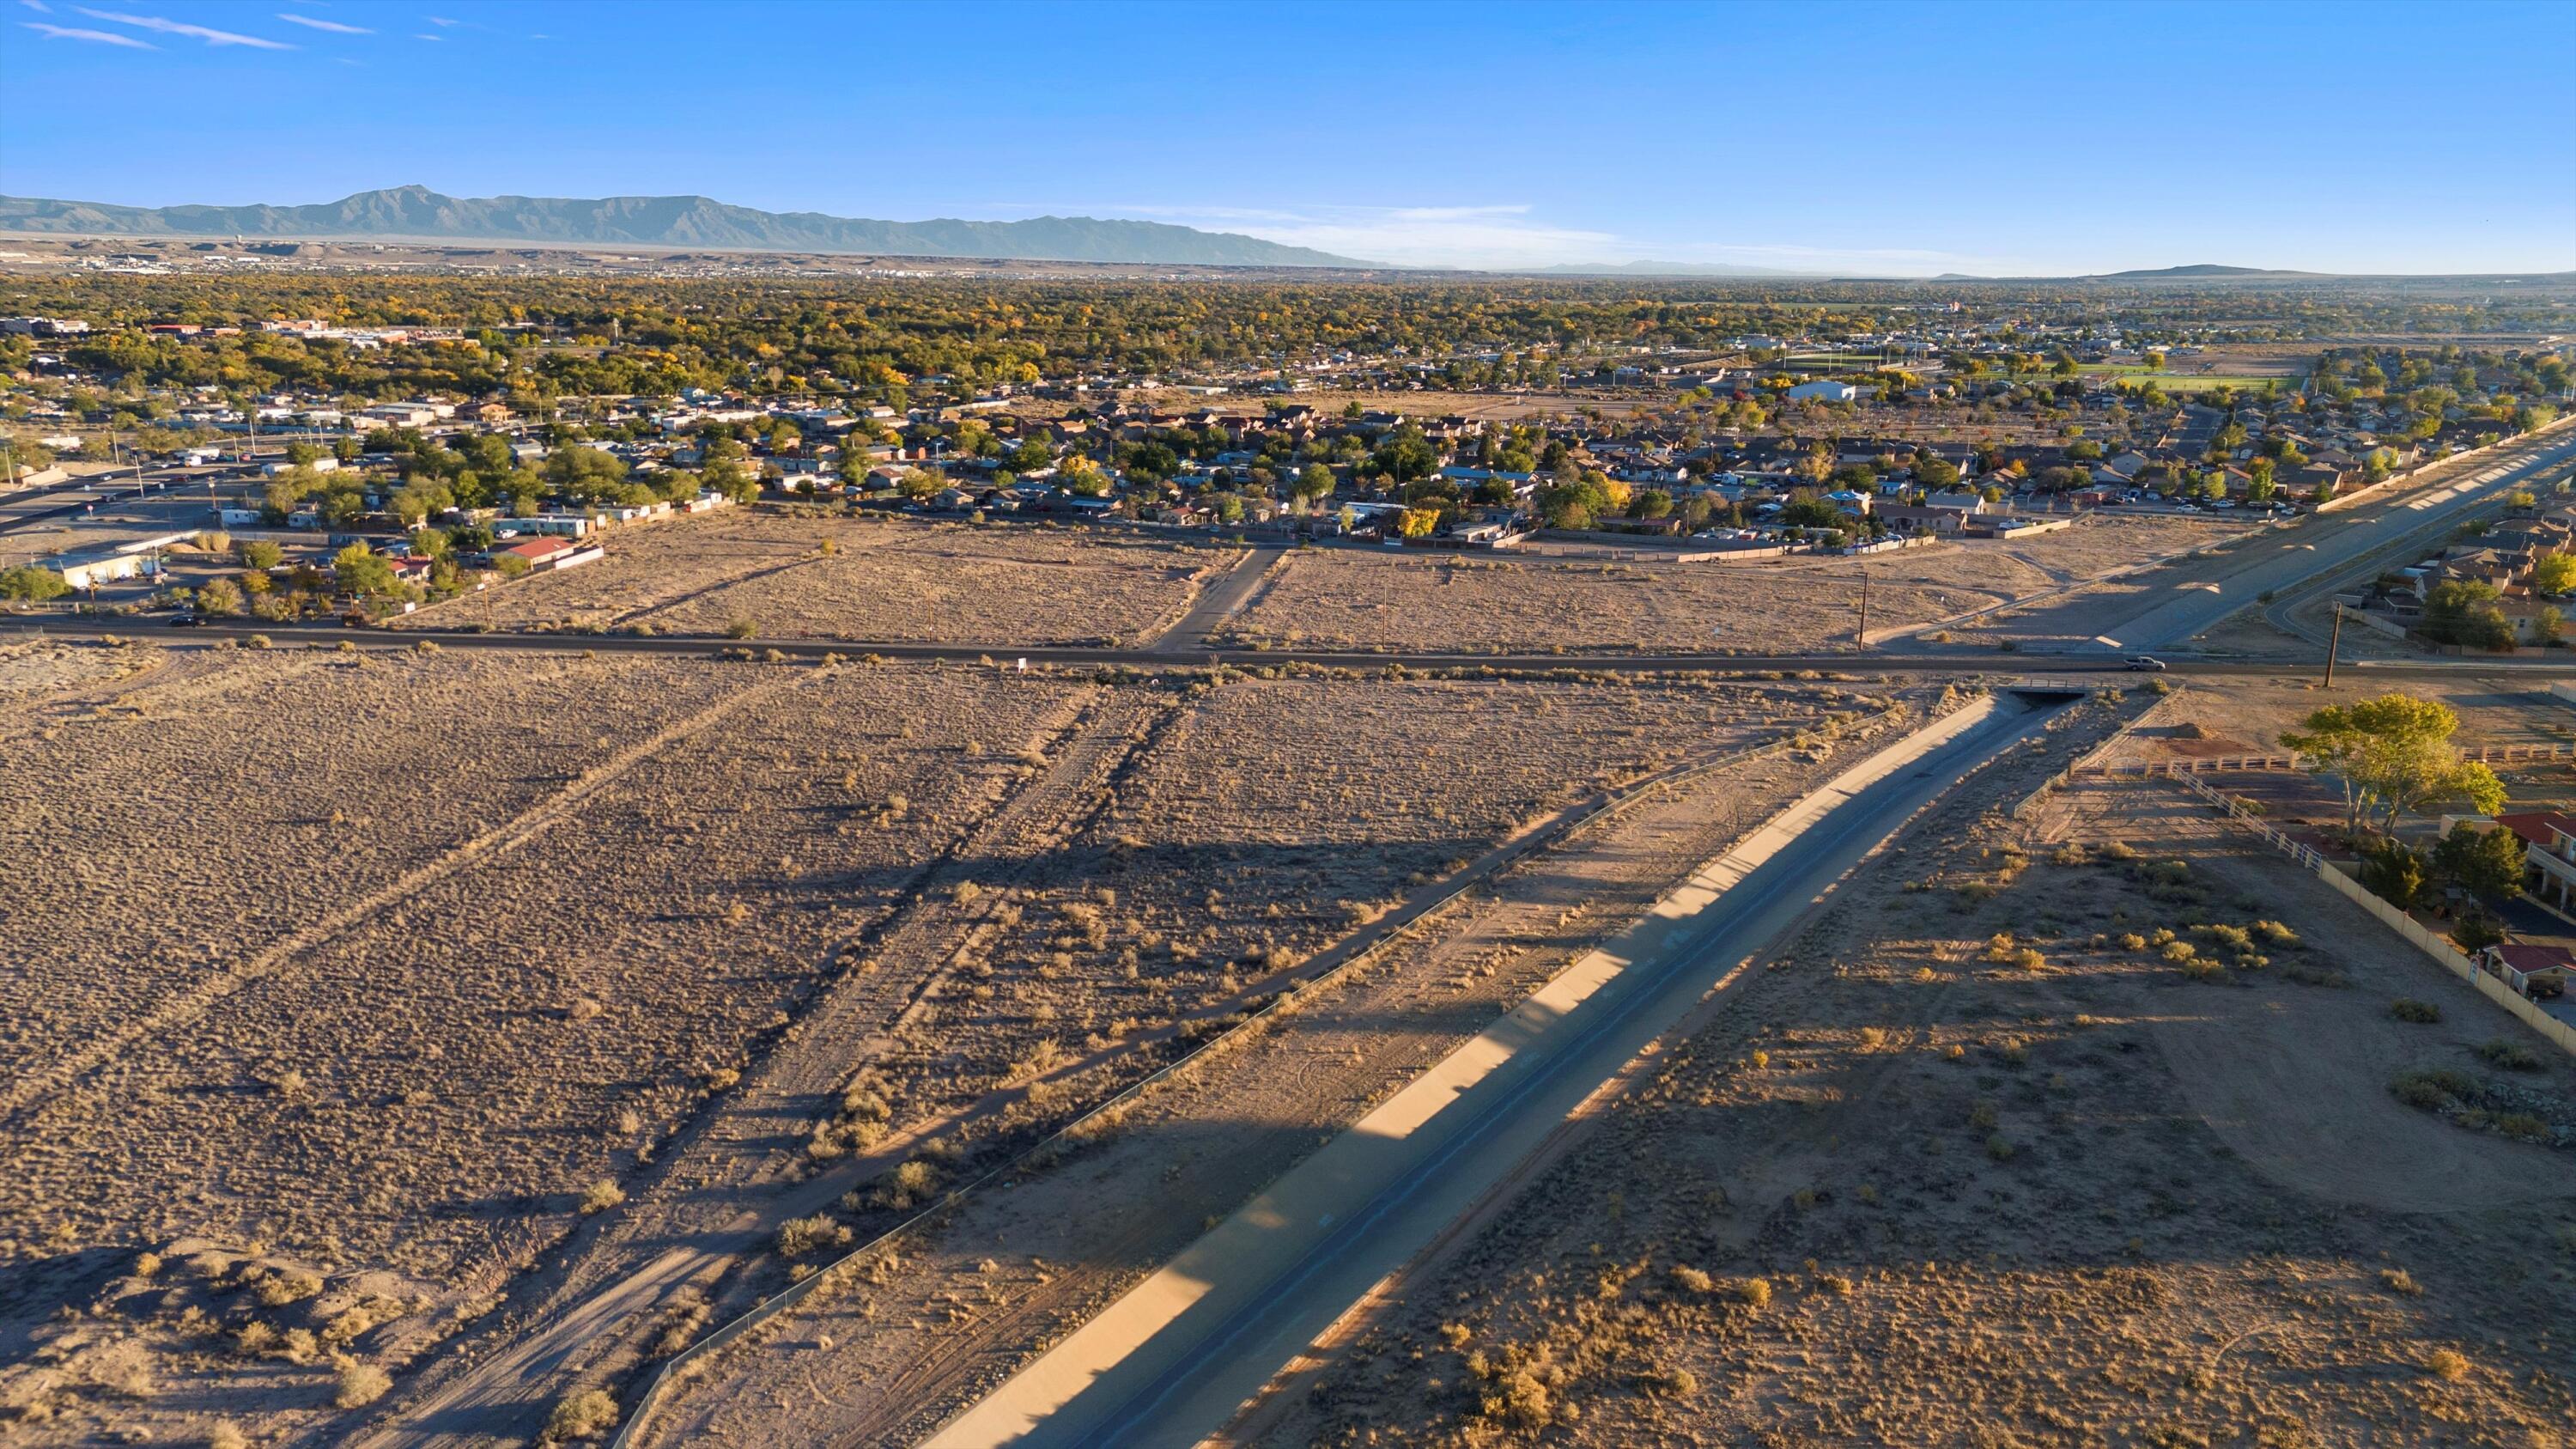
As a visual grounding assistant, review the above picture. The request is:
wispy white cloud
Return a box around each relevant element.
[1097,203,1622,269]
[423,13,454,22]
[276,12,368,33]
[21,17,154,44]
[411,31,437,40]
[1021,200,2010,274]
[19,0,54,13]
[76,7,293,46]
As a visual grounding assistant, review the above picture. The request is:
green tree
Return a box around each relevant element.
[2282,694,2506,836]
[2358,839,2427,909]
[2246,458,2278,502]
[1058,457,1111,497]
[1369,426,1439,483]
[2430,822,2524,901]
[1294,463,1337,503]
[236,539,283,570]
[2529,551,2576,596]
[332,543,396,598]
[2421,579,2516,650]
[0,564,71,600]
[195,575,245,617]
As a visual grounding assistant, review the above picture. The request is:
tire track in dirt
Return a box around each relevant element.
[607,550,841,630]
[354,686,1163,1446]
[640,724,1914,1448]
[1136,546,1259,653]
[0,667,811,1137]
[0,642,179,738]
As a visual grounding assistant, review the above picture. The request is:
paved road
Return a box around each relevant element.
[926,696,2061,1449]
[11,612,2568,683]
[0,466,226,536]
[2087,426,2576,652]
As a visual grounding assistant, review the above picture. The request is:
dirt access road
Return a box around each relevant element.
[925,693,2066,1449]
[347,687,1150,1448]
[1146,545,1280,654]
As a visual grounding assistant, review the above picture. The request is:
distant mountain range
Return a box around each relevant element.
[1929,263,2328,282]
[2092,263,2322,280]
[0,186,1371,268]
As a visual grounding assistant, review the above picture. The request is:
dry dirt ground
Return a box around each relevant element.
[1252,775,2576,1449]
[2093,676,2576,768]
[0,644,1086,1441]
[629,683,1960,1448]
[1223,514,2254,655]
[0,635,163,707]
[1227,553,1973,655]
[0,639,1907,1447]
[394,511,1233,645]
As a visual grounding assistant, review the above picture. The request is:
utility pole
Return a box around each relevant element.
[2323,604,2344,689]
[1856,569,1871,651]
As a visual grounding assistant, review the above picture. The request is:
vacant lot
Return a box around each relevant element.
[1225,552,1994,654]
[632,682,1943,1448]
[2093,674,2576,768]
[400,511,1230,644]
[0,647,1086,1442]
[0,636,163,707]
[868,672,1893,1119]
[1260,777,2575,1449]
[0,644,1911,1446]
[1228,514,2259,656]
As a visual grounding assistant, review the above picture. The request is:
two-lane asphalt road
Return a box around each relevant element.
[9,612,2570,682]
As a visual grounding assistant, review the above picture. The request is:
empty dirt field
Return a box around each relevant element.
[1225,514,2260,657]
[627,682,1962,1448]
[1224,551,1987,654]
[1253,774,2576,1449]
[396,511,1234,644]
[0,642,1091,1441]
[0,636,166,706]
[0,637,1915,1446]
[2092,674,2576,769]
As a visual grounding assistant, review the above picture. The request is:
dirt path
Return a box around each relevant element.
[627,708,1943,1447]
[0,667,811,1135]
[353,688,1162,1447]
[1142,545,1267,653]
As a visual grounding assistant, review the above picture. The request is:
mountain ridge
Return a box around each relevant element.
[0,186,1373,268]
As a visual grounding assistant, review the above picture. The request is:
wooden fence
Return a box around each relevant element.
[2082,740,2573,780]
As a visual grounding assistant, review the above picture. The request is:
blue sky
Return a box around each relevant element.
[4,0,2572,275]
